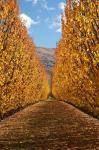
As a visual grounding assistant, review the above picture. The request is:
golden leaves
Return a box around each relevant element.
[52,0,99,118]
[0,0,49,117]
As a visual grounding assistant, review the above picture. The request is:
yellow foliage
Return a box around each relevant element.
[52,0,99,118]
[0,0,49,117]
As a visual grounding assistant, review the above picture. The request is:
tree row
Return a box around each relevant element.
[0,0,49,117]
[52,0,99,118]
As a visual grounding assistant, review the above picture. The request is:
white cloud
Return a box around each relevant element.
[58,2,67,25]
[50,15,62,33]
[43,3,55,11]
[56,28,61,33]
[25,0,55,11]
[58,2,66,12]
[20,13,39,29]
[25,0,38,5]
[32,0,38,5]
[41,0,55,11]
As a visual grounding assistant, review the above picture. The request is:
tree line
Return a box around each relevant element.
[52,0,99,118]
[0,0,49,117]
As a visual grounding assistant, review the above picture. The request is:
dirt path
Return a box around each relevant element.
[0,99,99,150]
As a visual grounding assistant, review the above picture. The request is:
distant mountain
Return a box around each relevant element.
[36,47,55,75]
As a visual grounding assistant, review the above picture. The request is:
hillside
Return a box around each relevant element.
[36,47,55,75]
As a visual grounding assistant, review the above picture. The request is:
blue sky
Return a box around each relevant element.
[19,0,66,48]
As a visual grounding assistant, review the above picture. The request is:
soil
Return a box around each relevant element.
[0,99,99,150]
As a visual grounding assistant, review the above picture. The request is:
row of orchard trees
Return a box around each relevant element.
[0,0,49,117]
[52,0,99,117]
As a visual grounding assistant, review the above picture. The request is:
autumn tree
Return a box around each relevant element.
[52,0,99,118]
[0,0,49,117]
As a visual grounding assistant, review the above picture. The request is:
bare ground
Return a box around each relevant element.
[0,99,99,150]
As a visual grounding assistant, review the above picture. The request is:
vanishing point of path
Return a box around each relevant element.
[0,99,99,150]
